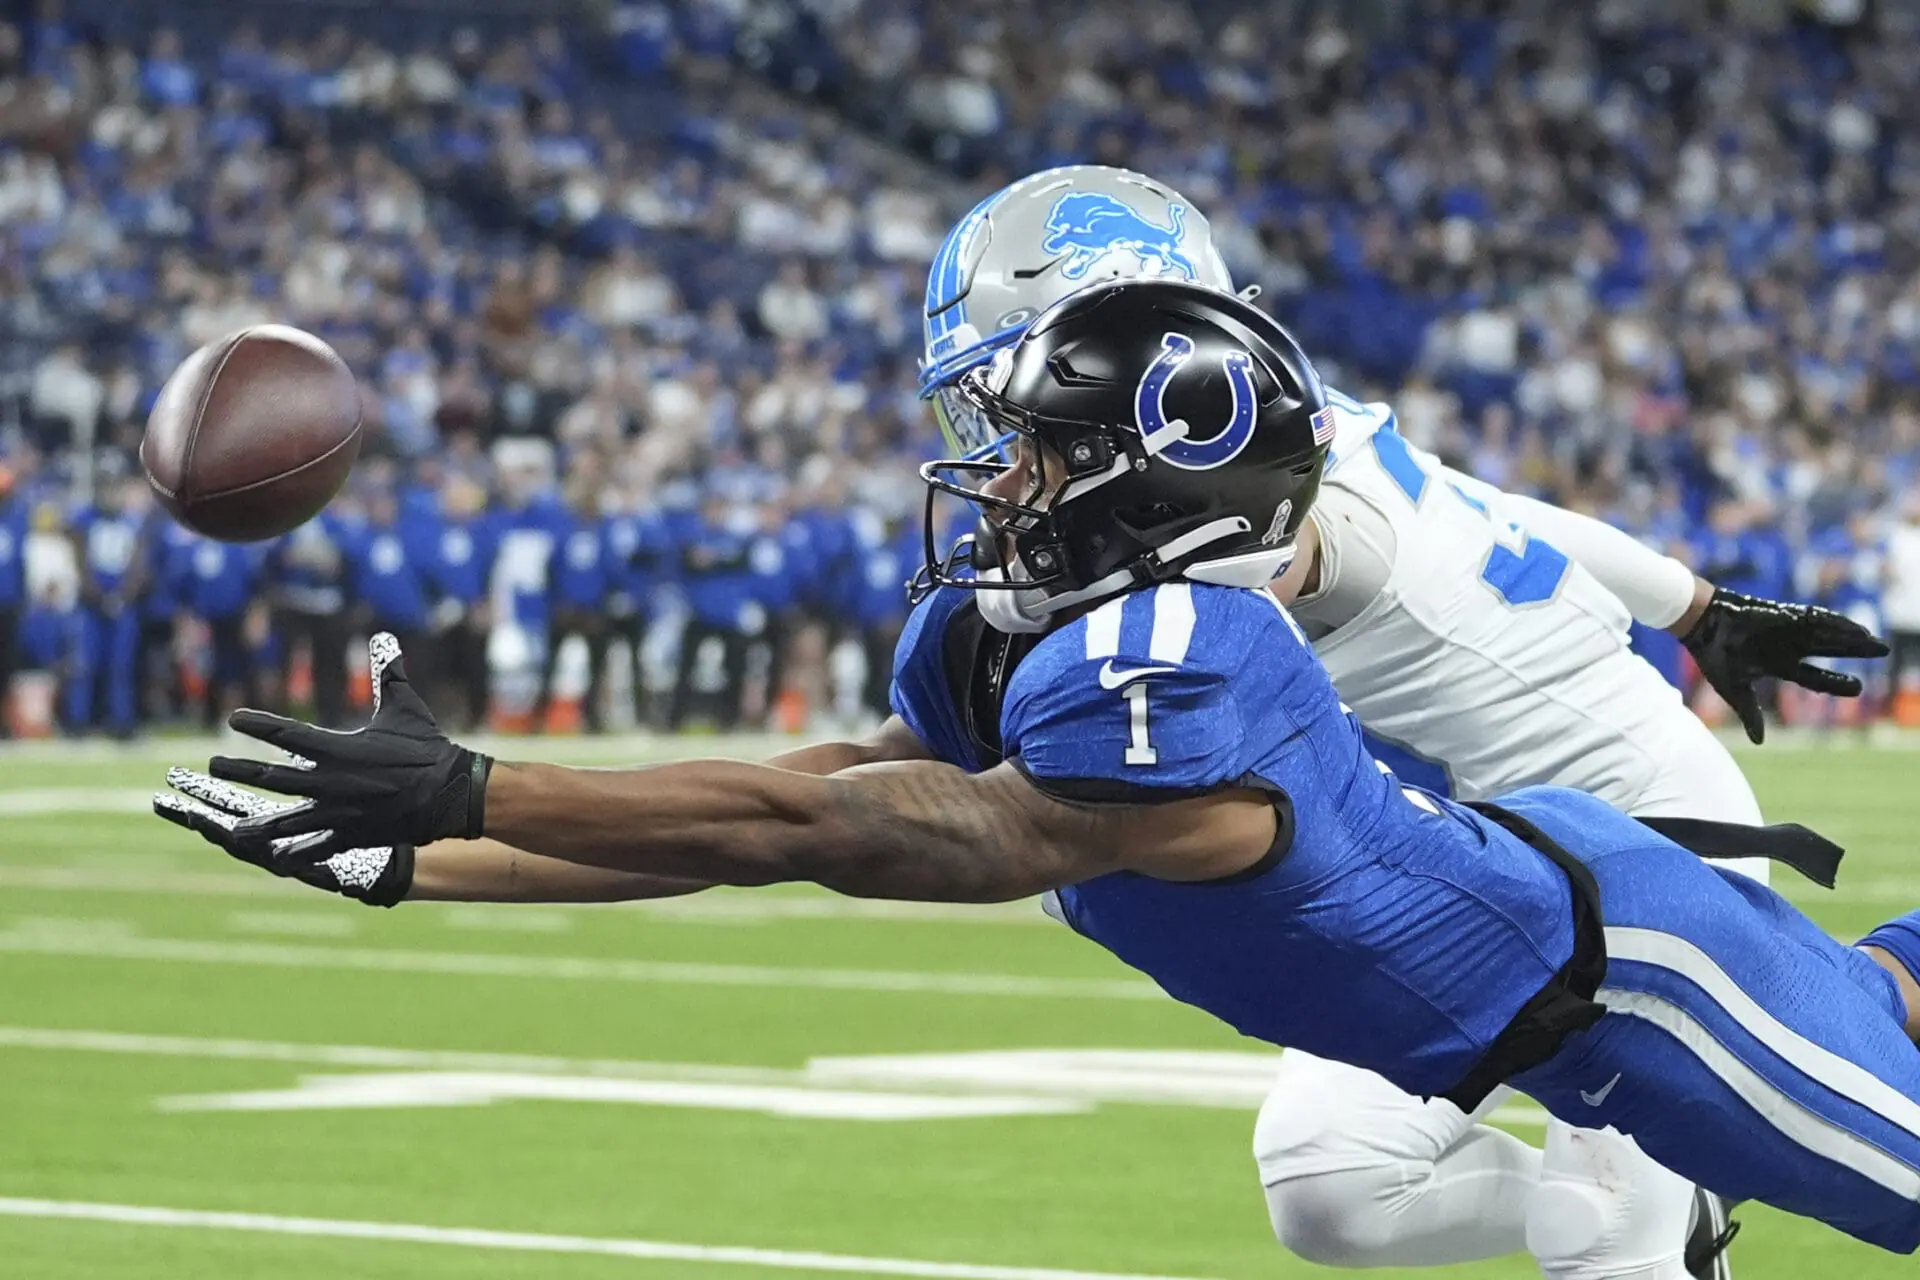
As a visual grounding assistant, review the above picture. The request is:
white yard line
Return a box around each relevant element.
[0,1026,809,1080]
[0,1199,1215,1280]
[0,788,154,815]
[0,865,1051,924]
[0,928,1163,1001]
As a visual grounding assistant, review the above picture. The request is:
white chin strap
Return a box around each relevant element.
[974,566,1053,634]
[974,522,1300,636]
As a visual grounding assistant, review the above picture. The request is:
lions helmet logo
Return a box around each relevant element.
[1042,193,1200,283]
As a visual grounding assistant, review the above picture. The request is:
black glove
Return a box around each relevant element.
[1681,587,1889,744]
[153,767,414,907]
[206,633,492,860]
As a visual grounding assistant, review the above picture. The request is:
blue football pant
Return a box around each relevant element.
[1495,786,1920,1253]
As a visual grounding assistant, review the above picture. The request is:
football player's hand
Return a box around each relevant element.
[153,768,413,907]
[1682,587,1889,743]
[204,633,491,860]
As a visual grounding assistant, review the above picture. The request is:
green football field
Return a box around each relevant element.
[1,735,1917,1280]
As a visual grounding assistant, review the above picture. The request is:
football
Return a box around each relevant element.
[140,324,364,543]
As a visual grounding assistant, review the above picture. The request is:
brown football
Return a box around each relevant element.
[141,325,364,543]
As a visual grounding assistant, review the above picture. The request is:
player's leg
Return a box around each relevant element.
[1525,729,1766,1280]
[1255,1051,1540,1266]
[1528,1120,1695,1280]
[1500,791,1920,1251]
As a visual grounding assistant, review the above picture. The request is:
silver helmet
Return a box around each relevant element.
[919,166,1236,462]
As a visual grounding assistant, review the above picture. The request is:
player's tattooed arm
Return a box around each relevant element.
[408,838,711,903]
[760,715,932,776]
[410,718,933,901]
[479,758,1277,903]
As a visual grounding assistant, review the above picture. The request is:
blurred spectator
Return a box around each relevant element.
[347,489,435,669]
[271,516,353,730]
[535,465,613,733]
[671,494,758,730]
[421,474,498,733]
[3,0,1915,735]
[1883,497,1920,696]
[173,536,266,729]
[68,475,149,738]
[0,469,24,734]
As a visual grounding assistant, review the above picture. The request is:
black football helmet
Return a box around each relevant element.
[919,279,1332,634]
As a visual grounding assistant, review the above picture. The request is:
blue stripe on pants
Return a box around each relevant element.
[1496,786,1920,1252]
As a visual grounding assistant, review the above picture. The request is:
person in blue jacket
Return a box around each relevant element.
[179,535,266,728]
[603,493,669,728]
[418,474,497,733]
[144,515,199,724]
[346,488,435,669]
[0,466,26,734]
[534,471,612,734]
[848,508,919,717]
[269,507,354,728]
[68,474,151,737]
[669,491,759,730]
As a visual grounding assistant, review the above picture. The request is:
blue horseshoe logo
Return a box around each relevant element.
[1133,332,1259,471]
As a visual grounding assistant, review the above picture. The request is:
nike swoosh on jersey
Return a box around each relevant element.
[1097,661,1179,689]
[1580,1072,1622,1106]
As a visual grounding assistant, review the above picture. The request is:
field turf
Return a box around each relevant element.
[0,734,1915,1279]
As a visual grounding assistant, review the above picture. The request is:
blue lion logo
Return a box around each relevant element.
[1042,192,1199,282]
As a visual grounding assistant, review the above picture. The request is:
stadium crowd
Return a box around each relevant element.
[1,0,1919,737]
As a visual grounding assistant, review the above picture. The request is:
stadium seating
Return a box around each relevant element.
[0,0,1914,735]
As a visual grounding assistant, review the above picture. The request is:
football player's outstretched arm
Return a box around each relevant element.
[162,636,1275,901]
[406,718,934,901]
[1437,453,1885,741]
[155,712,937,905]
[477,756,1276,902]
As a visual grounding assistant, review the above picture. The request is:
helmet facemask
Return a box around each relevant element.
[918,358,1180,633]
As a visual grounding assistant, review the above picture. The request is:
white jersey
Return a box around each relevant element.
[1300,393,1762,834]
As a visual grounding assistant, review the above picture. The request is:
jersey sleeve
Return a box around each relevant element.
[1442,464,1697,629]
[887,587,974,769]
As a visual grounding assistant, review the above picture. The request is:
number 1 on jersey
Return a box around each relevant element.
[1123,684,1158,765]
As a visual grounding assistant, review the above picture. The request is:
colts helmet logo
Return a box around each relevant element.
[1134,333,1259,471]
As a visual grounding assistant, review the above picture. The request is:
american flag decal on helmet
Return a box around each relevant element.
[1311,405,1336,446]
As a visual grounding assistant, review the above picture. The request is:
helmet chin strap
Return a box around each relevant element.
[974,566,1053,634]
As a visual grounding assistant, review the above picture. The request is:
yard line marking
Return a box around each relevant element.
[0,1026,826,1080]
[0,866,1053,924]
[0,788,154,815]
[156,1071,1087,1120]
[0,1028,1550,1126]
[0,929,1165,1001]
[227,911,359,938]
[0,1199,1218,1280]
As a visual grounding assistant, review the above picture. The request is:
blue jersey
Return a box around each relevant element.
[74,507,146,599]
[422,513,496,607]
[678,517,759,630]
[890,583,1576,1097]
[347,524,431,632]
[0,499,26,610]
[491,499,568,631]
[182,538,262,621]
[552,514,609,611]
[604,510,669,614]
[272,514,352,615]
